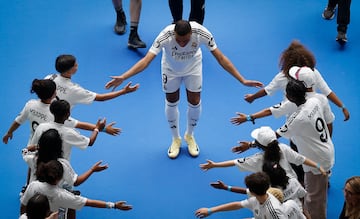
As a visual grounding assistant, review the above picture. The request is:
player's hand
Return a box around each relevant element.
[244,93,255,103]
[195,208,210,218]
[91,160,108,173]
[231,141,251,153]
[95,118,106,132]
[210,180,227,190]
[122,82,140,94]
[200,160,216,171]
[2,132,13,144]
[242,79,263,88]
[104,122,121,136]
[105,76,125,91]
[115,201,132,210]
[230,112,247,125]
[319,166,327,176]
[342,107,350,121]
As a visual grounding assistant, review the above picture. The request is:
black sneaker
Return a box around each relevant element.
[114,11,127,35]
[322,6,336,20]
[336,31,347,45]
[128,32,147,49]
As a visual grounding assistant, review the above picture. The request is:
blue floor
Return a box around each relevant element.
[1,0,360,218]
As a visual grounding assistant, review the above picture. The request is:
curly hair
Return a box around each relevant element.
[279,40,316,77]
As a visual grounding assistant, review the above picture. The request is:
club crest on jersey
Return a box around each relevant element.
[191,42,198,48]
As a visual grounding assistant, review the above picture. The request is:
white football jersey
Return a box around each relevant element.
[21,181,87,212]
[282,177,307,210]
[234,143,306,179]
[22,151,77,186]
[45,73,96,109]
[282,199,306,219]
[30,122,89,161]
[277,96,335,173]
[149,21,217,77]
[15,99,78,145]
[240,193,287,219]
[264,68,331,97]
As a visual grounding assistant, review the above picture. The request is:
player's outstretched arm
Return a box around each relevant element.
[74,160,109,186]
[244,88,267,103]
[96,82,140,101]
[75,120,121,136]
[210,48,263,88]
[231,141,253,154]
[211,180,247,194]
[3,121,20,144]
[200,159,235,171]
[85,199,132,210]
[105,52,157,91]
[230,108,271,126]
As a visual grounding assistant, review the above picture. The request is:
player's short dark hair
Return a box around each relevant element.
[49,99,70,119]
[55,54,76,73]
[174,20,192,36]
[286,79,307,104]
[26,194,50,219]
[245,172,270,196]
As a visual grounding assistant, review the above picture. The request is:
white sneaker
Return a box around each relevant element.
[184,134,200,157]
[167,137,182,159]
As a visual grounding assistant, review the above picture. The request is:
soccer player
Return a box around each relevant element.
[276,79,335,219]
[105,20,263,159]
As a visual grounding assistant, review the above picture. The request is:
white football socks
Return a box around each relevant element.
[186,101,201,136]
[165,99,180,139]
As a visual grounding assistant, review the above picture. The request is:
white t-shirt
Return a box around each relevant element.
[270,91,333,119]
[282,199,306,219]
[21,181,87,212]
[149,21,217,77]
[240,193,287,219]
[30,122,90,161]
[264,69,332,97]
[282,177,307,210]
[22,150,77,186]
[45,74,96,109]
[15,99,78,145]
[234,143,306,179]
[15,99,53,145]
[276,96,335,173]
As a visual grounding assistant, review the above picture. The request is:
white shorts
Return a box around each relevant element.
[162,73,202,93]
